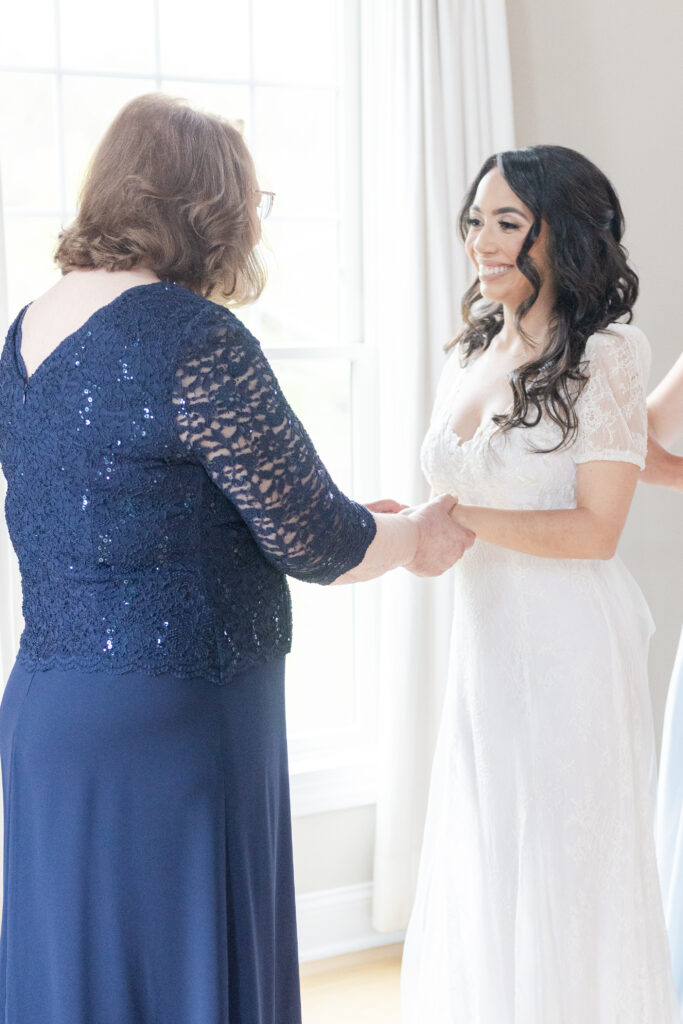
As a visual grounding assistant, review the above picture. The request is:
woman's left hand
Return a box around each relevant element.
[365,499,409,514]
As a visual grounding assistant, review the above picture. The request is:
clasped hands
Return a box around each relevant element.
[366,495,475,577]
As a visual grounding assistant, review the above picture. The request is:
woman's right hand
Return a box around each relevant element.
[332,493,475,584]
[402,494,476,577]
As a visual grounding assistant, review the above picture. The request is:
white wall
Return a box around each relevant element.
[293,805,375,894]
[506,0,683,742]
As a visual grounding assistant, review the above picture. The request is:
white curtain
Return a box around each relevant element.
[0,162,22,687]
[362,0,515,932]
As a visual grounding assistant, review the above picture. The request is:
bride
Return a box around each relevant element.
[401,145,680,1022]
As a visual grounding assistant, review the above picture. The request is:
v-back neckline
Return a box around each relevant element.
[13,281,166,385]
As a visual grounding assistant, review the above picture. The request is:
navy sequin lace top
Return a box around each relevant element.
[0,282,376,684]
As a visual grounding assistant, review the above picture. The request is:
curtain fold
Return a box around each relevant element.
[0,160,22,687]
[362,0,514,933]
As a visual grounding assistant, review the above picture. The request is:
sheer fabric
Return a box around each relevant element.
[573,327,650,465]
[173,305,373,583]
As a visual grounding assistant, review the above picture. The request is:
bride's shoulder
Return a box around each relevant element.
[582,322,651,382]
[437,342,467,386]
[429,343,468,417]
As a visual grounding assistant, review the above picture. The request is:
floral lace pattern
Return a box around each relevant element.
[172,303,374,583]
[0,283,375,685]
[401,324,682,1022]
[573,326,650,466]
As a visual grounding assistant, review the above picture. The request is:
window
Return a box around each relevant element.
[0,0,377,808]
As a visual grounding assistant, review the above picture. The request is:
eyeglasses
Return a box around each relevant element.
[254,190,276,220]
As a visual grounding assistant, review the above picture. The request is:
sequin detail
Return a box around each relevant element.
[0,283,376,684]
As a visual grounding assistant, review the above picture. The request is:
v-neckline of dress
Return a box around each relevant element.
[13,281,167,386]
[448,415,504,449]
[445,358,513,449]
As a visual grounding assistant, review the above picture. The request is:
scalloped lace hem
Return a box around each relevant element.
[14,643,291,684]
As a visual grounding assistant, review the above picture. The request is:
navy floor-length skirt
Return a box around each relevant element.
[0,657,301,1024]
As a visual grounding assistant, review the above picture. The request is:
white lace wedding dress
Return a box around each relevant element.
[401,324,681,1023]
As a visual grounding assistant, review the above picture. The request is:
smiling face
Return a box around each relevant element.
[464,167,553,312]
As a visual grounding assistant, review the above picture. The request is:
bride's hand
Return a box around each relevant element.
[365,499,409,514]
[403,494,475,577]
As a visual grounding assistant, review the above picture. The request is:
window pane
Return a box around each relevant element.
[252,86,337,218]
[0,72,59,209]
[0,0,56,66]
[286,578,354,734]
[4,215,61,314]
[62,77,152,210]
[251,220,339,347]
[158,0,250,81]
[270,358,351,486]
[161,80,250,130]
[269,356,355,734]
[59,0,156,74]
[252,0,337,86]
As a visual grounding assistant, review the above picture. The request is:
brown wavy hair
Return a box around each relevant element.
[55,93,266,305]
[450,145,639,451]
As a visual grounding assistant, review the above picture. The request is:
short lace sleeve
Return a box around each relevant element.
[173,307,376,583]
[572,324,650,469]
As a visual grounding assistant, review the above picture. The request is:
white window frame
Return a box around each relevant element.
[263,0,380,815]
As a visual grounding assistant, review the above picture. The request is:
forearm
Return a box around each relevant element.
[641,436,683,492]
[655,450,683,491]
[648,352,683,447]
[332,512,418,584]
[452,505,618,560]
[648,405,683,449]
[660,453,683,491]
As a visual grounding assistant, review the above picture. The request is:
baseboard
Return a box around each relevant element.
[299,941,403,978]
[296,882,406,962]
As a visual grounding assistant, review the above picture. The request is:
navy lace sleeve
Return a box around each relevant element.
[172,307,376,584]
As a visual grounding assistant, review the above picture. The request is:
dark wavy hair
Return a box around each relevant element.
[450,145,639,451]
[55,93,266,305]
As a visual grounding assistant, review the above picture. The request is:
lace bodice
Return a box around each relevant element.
[0,282,376,683]
[421,323,650,511]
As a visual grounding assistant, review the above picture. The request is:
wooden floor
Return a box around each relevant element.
[300,945,402,1024]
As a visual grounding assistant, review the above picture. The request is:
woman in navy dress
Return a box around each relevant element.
[642,350,683,1008]
[0,93,473,1024]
